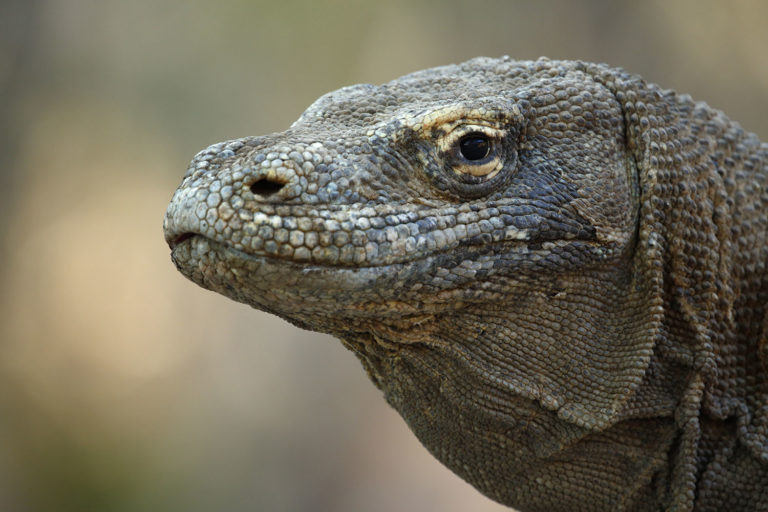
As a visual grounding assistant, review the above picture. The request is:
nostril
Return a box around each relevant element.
[250,178,285,197]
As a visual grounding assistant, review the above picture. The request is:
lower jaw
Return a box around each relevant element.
[170,235,429,315]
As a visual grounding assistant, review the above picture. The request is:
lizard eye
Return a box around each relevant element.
[458,134,491,161]
[416,107,521,198]
[446,128,503,179]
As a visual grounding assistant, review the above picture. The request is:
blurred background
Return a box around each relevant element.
[0,1,765,511]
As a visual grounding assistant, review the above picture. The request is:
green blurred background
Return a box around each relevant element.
[1,1,765,511]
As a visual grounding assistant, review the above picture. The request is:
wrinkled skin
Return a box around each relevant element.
[164,57,768,511]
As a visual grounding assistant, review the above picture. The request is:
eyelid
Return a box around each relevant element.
[416,106,508,133]
[453,156,502,178]
[439,124,503,154]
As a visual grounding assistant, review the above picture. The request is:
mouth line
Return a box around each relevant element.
[168,232,196,250]
[168,230,590,275]
[169,232,409,271]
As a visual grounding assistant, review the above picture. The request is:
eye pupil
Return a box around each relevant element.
[459,135,490,161]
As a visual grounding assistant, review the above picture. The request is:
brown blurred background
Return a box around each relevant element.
[0,1,765,511]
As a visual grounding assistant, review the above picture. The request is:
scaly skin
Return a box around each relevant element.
[164,57,768,511]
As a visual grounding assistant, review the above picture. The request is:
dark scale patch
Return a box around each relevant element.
[417,218,438,233]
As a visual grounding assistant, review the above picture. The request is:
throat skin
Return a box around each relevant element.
[340,266,679,511]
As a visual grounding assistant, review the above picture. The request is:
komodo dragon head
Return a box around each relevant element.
[164,57,768,511]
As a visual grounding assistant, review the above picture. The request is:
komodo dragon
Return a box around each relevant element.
[164,57,768,511]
